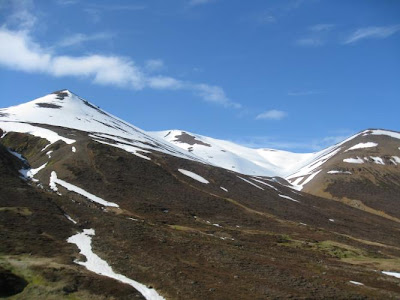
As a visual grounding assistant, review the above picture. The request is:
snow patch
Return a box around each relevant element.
[20,163,47,180]
[178,169,209,184]
[343,157,364,164]
[370,156,385,165]
[46,150,53,158]
[250,177,279,191]
[67,229,165,300]
[349,281,364,286]
[329,219,335,222]
[93,139,151,161]
[65,214,77,224]
[382,271,400,279]
[0,121,75,145]
[220,187,228,192]
[391,156,400,165]
[8,149,27,162]
[49,171,119,207]
[364,129,400,140]
[327,170,352,175]
[237,176,264,190]
[345,142,377,152]
[278,194,299,203]
[72,146,76,153]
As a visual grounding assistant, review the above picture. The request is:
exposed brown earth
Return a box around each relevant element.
[1,125,400,299]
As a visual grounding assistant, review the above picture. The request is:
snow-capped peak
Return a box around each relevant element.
[1,91,399,191]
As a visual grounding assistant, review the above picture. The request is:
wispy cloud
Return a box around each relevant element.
[56,0,79,5]
[3,0,37,30]
[145,59,165,72]
[0,28,239,108]
[295,37,323,47]
[255,110,287,120]
[57,32,113,48]
[88,4,146,11]
[188,0,215,6]
[255,12,276,24]
[287,90,321,96]
[81,4,146,23]
[309,23,335,32]
[295,23,333,47]
[344,25,400,44]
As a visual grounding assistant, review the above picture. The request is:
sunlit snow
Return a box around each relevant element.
[237,176,264,190]
[343,157,364,164]
[382,271,400,279]
[19,163,47,180]
[49,171,119,207]
[345,142,377,152]
[369,156,385,165]
[278,194,299,203]
[178,169,209,184]
[67,229,165,300]
[327,170,352,175]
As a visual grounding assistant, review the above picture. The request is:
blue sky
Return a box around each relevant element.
[0,0,399,152]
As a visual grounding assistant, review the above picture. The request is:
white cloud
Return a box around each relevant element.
[3,0,37,30]
[0,28,239,108]
[145,59,165,72]
[344,25,400,44]
[57,32,113,48]
[255,110,287,120]
[147,76,183,90]
[193,84,241,108]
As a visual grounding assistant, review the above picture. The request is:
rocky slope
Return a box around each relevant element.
[1,90,400,299]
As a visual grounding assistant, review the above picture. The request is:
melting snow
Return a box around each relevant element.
[92,138,152,161]
[250,177,279,191]
[65,214,77,224]
[278,194,299,203]
[220,187,228,192]
[349,281,364,286]
[67,229,165,300]
[237,176,264,190]
[19,163,47,180]
[391,156,400,165]
[382,271,400,279]
[178,169,209,184]
[8,149,27,162]
[46,150,53,158]
[364,129,400,140]
[327,170,352,175]
[72,146,76,152]
[0,121,75,145]
[343,157,364,164]
[49,171,119,207]
[370,156,385,165]
[329,219,335,222]
[345,142,377,152]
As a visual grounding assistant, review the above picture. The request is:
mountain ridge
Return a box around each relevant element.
[1,90,399,193]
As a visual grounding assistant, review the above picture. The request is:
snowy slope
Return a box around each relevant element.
[152,130,316,177]
[1,90,398,191]
[0,90,203,162]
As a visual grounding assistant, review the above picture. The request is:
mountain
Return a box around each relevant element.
[1,90,400,299]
